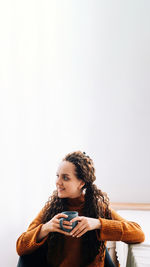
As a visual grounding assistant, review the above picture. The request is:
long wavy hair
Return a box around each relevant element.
[42,151,112,266]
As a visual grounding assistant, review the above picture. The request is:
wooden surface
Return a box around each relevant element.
[110,202,150,210]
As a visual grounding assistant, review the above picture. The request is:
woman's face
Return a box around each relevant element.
[56,160,85,199]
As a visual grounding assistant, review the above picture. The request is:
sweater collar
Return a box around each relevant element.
[66,193,85,208]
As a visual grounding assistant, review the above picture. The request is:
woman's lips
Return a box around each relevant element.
[57,187,65,191]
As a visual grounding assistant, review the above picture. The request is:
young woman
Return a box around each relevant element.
[16,151,145,267]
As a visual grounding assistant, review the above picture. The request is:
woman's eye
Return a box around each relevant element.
[63,176,68,181]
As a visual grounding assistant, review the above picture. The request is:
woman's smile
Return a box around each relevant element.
[57,187,65,192]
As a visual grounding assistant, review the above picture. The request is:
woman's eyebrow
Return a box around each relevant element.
[56,173,70,176]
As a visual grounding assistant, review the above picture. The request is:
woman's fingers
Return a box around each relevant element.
[62,225,73,230]
[75,228,87,238]
[54,218,72,230]
[62,220,72,226]
[69,216,92,237]
[51,221,71,234]
[55,218,72,225]
[56,222,72,230]
[70,216,81,223]
[70,220,87,236]
[61,222,73,230]
[57,228,71,236]
[55,213,68,219]
[71,223,86,237]
[55,221,72,235]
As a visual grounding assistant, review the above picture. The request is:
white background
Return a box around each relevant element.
[0,1,150,266]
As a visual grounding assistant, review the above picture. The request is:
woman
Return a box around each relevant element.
[16,151,145,267]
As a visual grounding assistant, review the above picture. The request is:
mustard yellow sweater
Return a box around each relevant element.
[16,196,145,267]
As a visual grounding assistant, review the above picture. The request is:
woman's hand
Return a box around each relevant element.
[37,213,73,241]
[44,213,72,236]
[69,216,101,238]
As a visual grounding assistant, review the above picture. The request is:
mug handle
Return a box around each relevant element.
[59,218,65,231]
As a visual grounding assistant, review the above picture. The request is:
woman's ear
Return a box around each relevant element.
[79,181,85,190]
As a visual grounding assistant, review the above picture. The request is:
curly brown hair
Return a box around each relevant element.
[42,151,112,266]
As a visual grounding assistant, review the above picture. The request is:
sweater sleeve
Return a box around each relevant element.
[97,208,145,244]
[16,207,49,256]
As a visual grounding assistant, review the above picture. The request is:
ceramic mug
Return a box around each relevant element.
[59,211,78,232]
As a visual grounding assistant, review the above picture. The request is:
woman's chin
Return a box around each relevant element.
[58,190,66,198]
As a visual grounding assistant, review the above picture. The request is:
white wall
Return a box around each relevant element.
[0,1,150,266]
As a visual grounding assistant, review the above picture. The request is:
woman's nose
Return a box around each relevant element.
[56,176,63,185]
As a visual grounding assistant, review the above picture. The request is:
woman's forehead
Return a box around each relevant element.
[57,161,75,174]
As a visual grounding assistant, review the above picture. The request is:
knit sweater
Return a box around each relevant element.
[16,195,145,267]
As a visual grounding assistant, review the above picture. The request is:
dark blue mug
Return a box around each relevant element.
[59,211,78,232]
